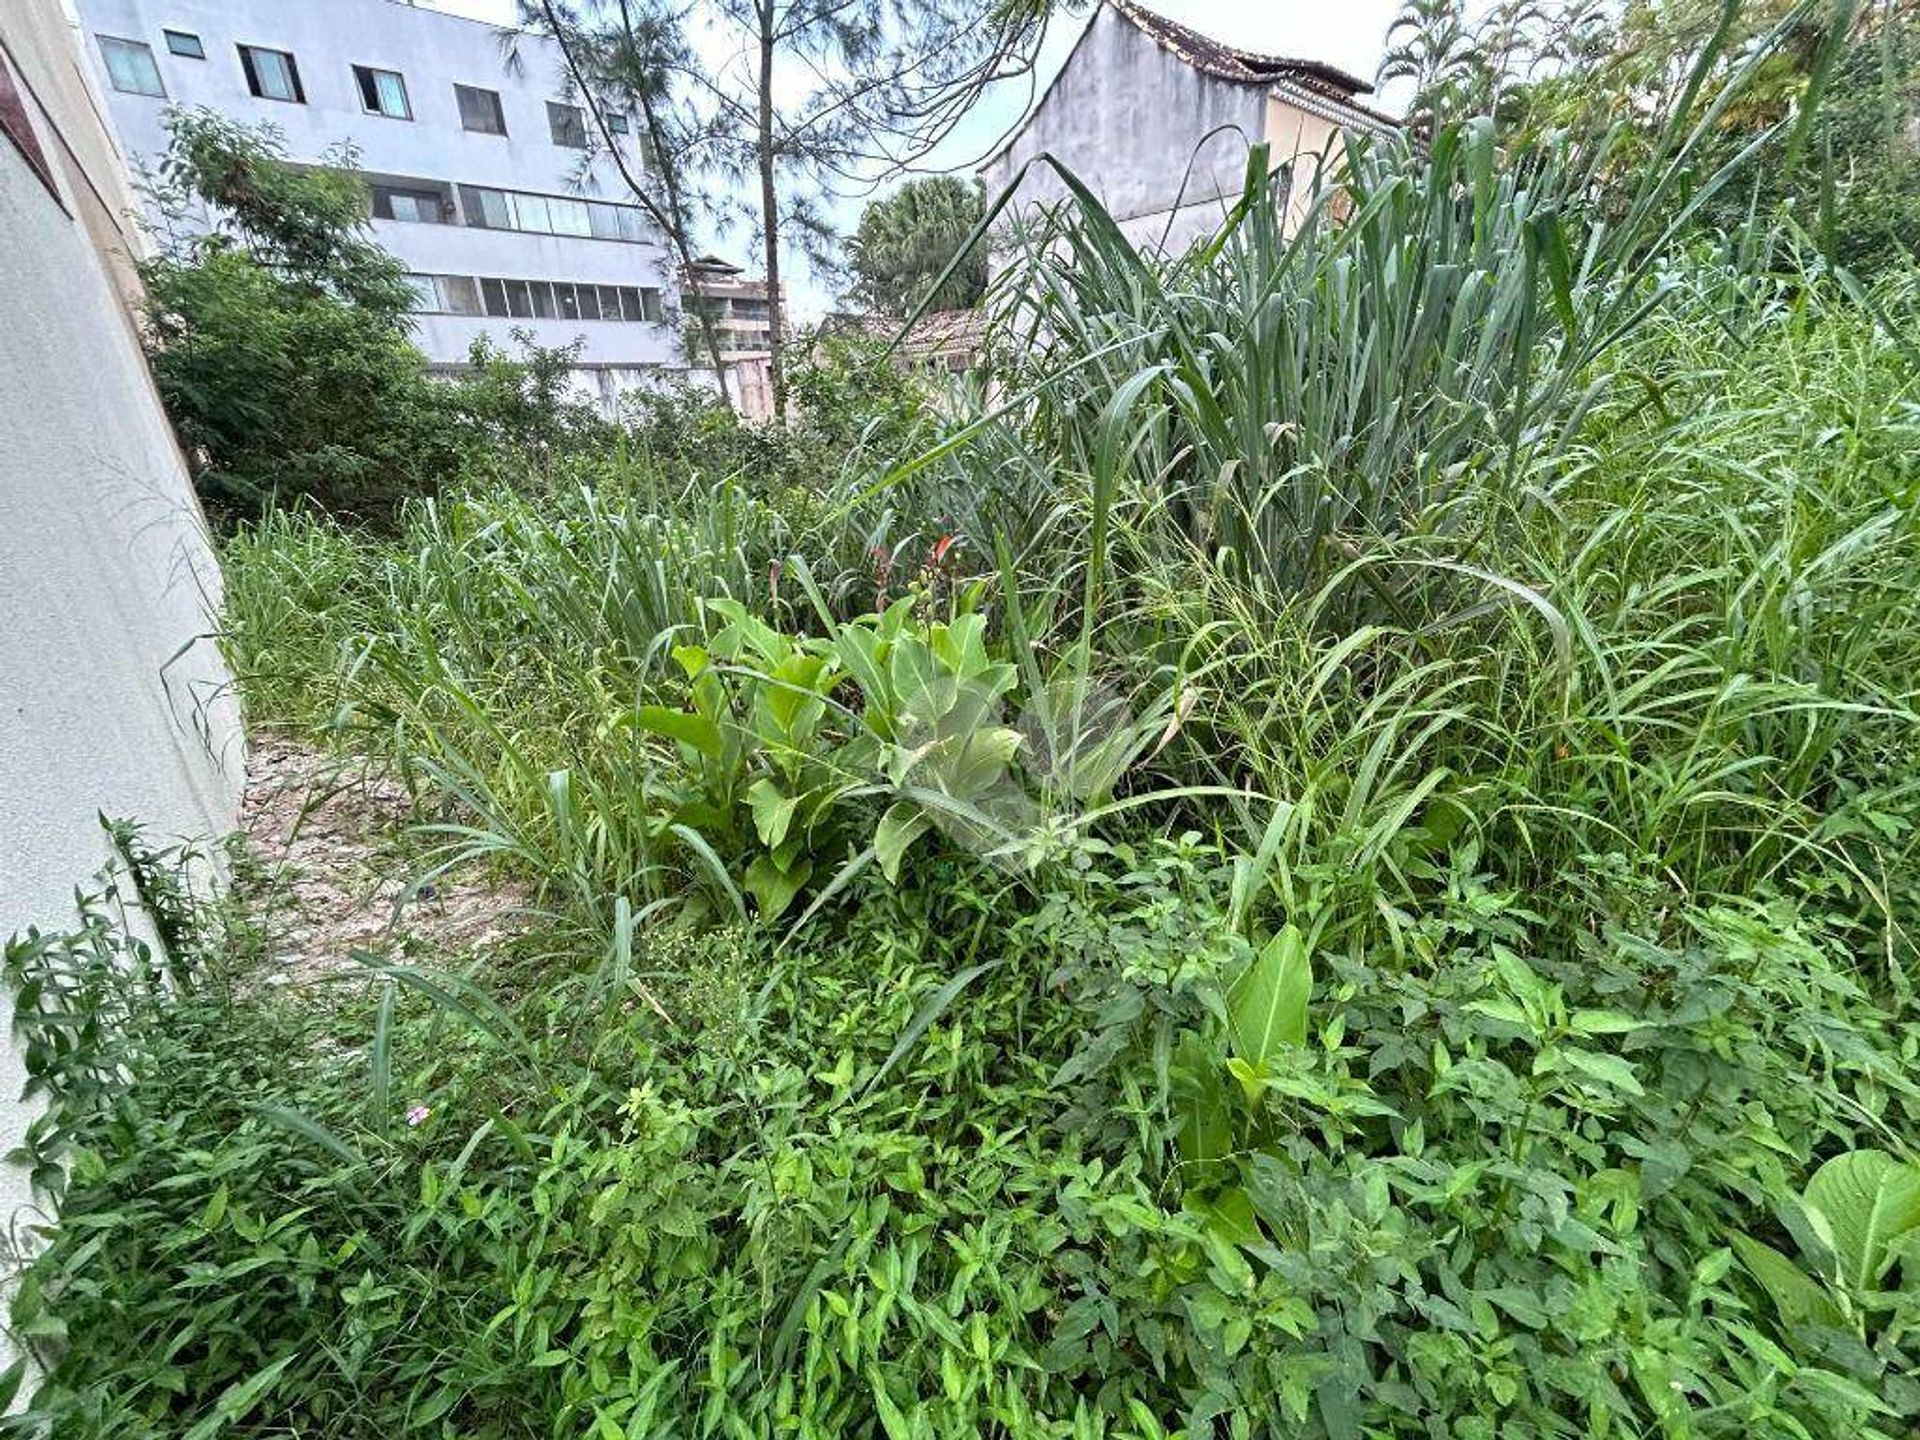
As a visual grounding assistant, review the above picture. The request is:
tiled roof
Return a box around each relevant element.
[1107,0,1372,98]
[899,308,985,356]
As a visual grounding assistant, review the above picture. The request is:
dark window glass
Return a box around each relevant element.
[460,185,511,229]
[481,277,510,318]
[547,101,586,148]
[438,276,482,316]
[607,113,630,134]
[238,45,303,103]
[555,283,581,321]
[98,36,164,97]
[372,186,444,224]
[504,280,533,319]
[353,65,411,119]
[455,84,506,135]
[618,287,643,322]
[529,281,557,320]
[574,285,602,321]
[598,286,625,321]
[163,30,205,60]
[642,289,664,323]
[587,203,622,240]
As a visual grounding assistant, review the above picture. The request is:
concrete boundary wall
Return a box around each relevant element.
[0,0,245,1350]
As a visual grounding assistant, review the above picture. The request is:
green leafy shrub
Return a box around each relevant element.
[139,110,612,523]
[10,829,1920,1437]
[34,67,1920,1438]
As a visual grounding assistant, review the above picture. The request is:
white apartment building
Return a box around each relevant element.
[74,0,690,409]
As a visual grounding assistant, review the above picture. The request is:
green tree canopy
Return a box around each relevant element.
[848,176,987,318]
[139,109,607,521]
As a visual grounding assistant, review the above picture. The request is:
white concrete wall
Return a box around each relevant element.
[75,0,684,376]
[980,4,1397,259]
[1,0,244,1336]
[981,5,1266,243]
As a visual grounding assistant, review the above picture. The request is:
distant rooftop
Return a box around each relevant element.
[1107,0,1373,98]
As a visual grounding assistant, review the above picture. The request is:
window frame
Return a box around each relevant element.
[97,35,166,98]
[352,64,412,121]
[407,272,653,324]
[163,29,205,60]
[454,83,507,136]
[437,275,483,317]
[237,43,305,104]
[371,185,447,224]
[546,100,587,149]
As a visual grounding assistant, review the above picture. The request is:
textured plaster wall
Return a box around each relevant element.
[0,34,244,1325]
[981,5,1266,243]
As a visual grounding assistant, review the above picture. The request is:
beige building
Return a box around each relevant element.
[979,0,1398,254]
[682,254,779,359]
[0,0,244,1327]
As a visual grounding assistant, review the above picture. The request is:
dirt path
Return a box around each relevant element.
[237,731,529,986]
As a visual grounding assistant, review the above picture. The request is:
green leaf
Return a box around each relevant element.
[181,1351,300,1440]
[1568,1009,1645,1036]
[747,778,799,850]
[0,1358,27,1412]
[744,852,811,918]
[870,1371,917,1440]
[874,801,932,883]
[1228,925,1311,1068]
[1172,1032,1231,1171]
[864,959,1004,1093]
[1729,1232,1844,1329]
[1803,1149,1920,1292]
[637,705,723,759]
[1553,1046,1644,1097]
[764,652,831,732]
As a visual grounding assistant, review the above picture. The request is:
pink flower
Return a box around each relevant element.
[405,1104,432,1127]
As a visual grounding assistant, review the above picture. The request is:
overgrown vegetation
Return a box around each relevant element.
[12,5,1920,1436]
[140,110,611,522]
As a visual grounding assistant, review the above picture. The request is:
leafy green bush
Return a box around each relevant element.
[10,827,1920,1437]
[25,86,1920,1439]
[139,110,613,523]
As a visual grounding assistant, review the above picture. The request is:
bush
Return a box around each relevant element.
[10,827,1920,1437]
[138,111,609,523]
[16,103,1920,1439]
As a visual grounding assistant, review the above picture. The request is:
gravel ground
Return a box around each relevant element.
[236,731,530,987]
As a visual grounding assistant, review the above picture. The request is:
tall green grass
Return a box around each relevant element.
[53,57,1920,1435]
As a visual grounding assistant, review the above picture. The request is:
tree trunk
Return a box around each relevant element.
[757,0,786,421]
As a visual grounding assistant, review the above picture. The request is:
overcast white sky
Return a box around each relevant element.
[426,0,1408,315]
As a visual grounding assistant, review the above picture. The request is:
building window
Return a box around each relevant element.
[353,65,411,120]
[0,51,61,204]
[455,83,506,136]
[456,183,652,244]
[607,113,630,135]
[98,36,165,97]
[547,101,586,148]
[372,185,447,224]
[409,272,659,324]
[548,196,592,237]
[238,44,304,104]
[163,30,205,60]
